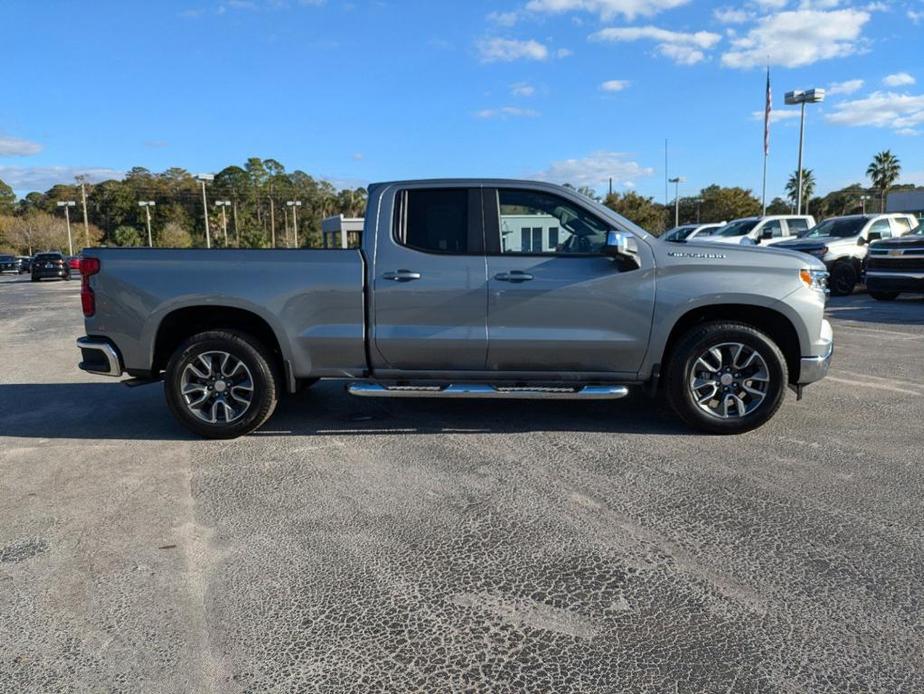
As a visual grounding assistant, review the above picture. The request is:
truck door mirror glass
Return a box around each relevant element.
[867,231,881,243]
[761,228,774,240]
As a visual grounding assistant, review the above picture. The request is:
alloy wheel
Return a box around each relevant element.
[689,342,770,420]
[180,351,255,423]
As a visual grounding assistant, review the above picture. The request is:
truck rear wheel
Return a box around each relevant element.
[829,261,857,296]
[164,330,280,439]
[665,322,788,435]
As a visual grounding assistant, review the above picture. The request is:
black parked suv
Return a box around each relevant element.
[865,223,924,300]
[0,254,18,273]
[31,252,71,281]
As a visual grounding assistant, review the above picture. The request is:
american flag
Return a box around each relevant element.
[764,67,772,156]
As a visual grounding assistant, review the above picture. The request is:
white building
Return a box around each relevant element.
[500,214,562,253]
[321,215,363,249]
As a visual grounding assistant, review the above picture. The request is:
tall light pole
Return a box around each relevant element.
[56,201,76,255]
[693,197,704,223]
[77,176,90,248]
[860,194,871,214]
[668,177,684,228]
[138,201,156,246]
[195,174,215,248]
[215,200,231,245]
[286,200,302,247]
[785,88,825,215]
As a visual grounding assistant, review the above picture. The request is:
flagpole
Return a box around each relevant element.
[762,65,771,215]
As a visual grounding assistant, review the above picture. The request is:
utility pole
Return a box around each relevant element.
[56,201,76,255]
[668,177,684,228]
[78,179,90,247]
[286,200,302,248]
[232,200,239,245]
[138,201,156,246]
[269,196,276,247]
[195,174,214,248]
[215,201,231,245]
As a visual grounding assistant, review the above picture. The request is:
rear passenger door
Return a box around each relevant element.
[370,186,489,371]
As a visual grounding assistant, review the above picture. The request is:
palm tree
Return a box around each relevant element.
[866,150,901,212]
[785,169,815,212]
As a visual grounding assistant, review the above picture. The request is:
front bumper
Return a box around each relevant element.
[77,337,123,377]
[866,271,924,293]
[797,319,833,385]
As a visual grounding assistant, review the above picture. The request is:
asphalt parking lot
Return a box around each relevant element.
[1,274,922,693]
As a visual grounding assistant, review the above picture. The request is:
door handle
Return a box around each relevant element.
[383,269,422,282]
[494,271,534,283]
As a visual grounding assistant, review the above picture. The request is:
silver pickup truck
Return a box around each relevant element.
[76,179,833,438]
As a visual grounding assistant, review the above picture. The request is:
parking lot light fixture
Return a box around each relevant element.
[785,88,825,215]
[668,177,684,228]
[56,201,77,255]
[286,200,302,247]
[138,201,156,247]
[195,174,215,248]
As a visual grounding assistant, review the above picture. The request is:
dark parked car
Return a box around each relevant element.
[17,256,32,273]
[865,223,924,300]
[31,252,71,281]
[0,254,18,273]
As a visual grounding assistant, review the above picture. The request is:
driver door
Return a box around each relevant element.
[483,187,655,375]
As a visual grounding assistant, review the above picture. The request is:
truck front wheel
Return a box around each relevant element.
[164,330,280,439]
[665,322,788,435]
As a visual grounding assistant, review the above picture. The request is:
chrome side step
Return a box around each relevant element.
[347,383,629,400]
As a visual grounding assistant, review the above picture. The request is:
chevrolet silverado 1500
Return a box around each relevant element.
[76,179,833,438]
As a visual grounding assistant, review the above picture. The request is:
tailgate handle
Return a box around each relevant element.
[495,271,534,283]
[383,270,422,282]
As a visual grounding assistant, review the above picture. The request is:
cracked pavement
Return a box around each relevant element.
[1,275,922,692]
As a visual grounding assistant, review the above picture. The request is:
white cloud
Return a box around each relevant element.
[0,166,122,193]
[530,150,654,188]
[591,26,721,65]
[556,47,574,58]
[713,7,750,23]
[883,72,916,87]
[476,106,541,119]
[828,79,864,95]
[751,108,802,123]
[910,9,924,24]
[0,136,42,157]
[487,10,521,26]
[477,37,549,62]
[600,79,630,92]
[721,9,870,68]
[826,91,924,133]
[511,82,536,97]
[524,0,690,21]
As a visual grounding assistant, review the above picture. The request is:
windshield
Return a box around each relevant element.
[0,255,13,262]
[804,217,868,239]
[34,253,61,261]
[664,225,696,241]
[912,224,923,236]
[714,219,759,237]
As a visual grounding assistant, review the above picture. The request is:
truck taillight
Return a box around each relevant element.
[80,258,101,317]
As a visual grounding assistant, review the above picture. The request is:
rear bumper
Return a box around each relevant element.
[77,337,123,377]
[798,319,833,385]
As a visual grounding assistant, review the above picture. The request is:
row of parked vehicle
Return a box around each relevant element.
[0,252,81,281]
[664,212,922,298]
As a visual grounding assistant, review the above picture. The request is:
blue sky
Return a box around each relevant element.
[2,0,923,201]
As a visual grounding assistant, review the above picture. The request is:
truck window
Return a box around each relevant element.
[393,188,479,254]
[787,218,809,235]
[492,188,610,255]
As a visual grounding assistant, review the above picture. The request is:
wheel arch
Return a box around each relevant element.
[660,304,802,384]
[151,305,290,387]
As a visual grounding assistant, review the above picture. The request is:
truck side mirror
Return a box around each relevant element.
[866,231,881,243]
[603,231,639,266]
[761,228,774,240]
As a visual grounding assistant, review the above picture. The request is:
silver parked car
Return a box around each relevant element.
[662,222,725,242]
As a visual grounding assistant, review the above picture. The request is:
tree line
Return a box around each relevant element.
[0,150,915,254]
[0,157,367,255]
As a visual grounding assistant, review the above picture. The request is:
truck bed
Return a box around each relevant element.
[84,248,367,379]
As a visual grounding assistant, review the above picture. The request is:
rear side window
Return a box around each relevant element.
[893,217,913,234]
[393,188,479,254]
[787,218,809,235]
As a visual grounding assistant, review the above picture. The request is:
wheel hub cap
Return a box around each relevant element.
[180,351,254,424]
[689,342,771,420]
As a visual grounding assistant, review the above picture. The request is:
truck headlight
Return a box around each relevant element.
[800,268,829,292]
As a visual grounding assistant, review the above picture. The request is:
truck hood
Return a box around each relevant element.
[774,237,829,250]
[870,234,924,250]
[659,239,825,270]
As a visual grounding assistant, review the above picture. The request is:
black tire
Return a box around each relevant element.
[829,261,857,296]
[665,321,788,435]
[869,290,899,301]
[30,275,39,282]
[164,330,280,439]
